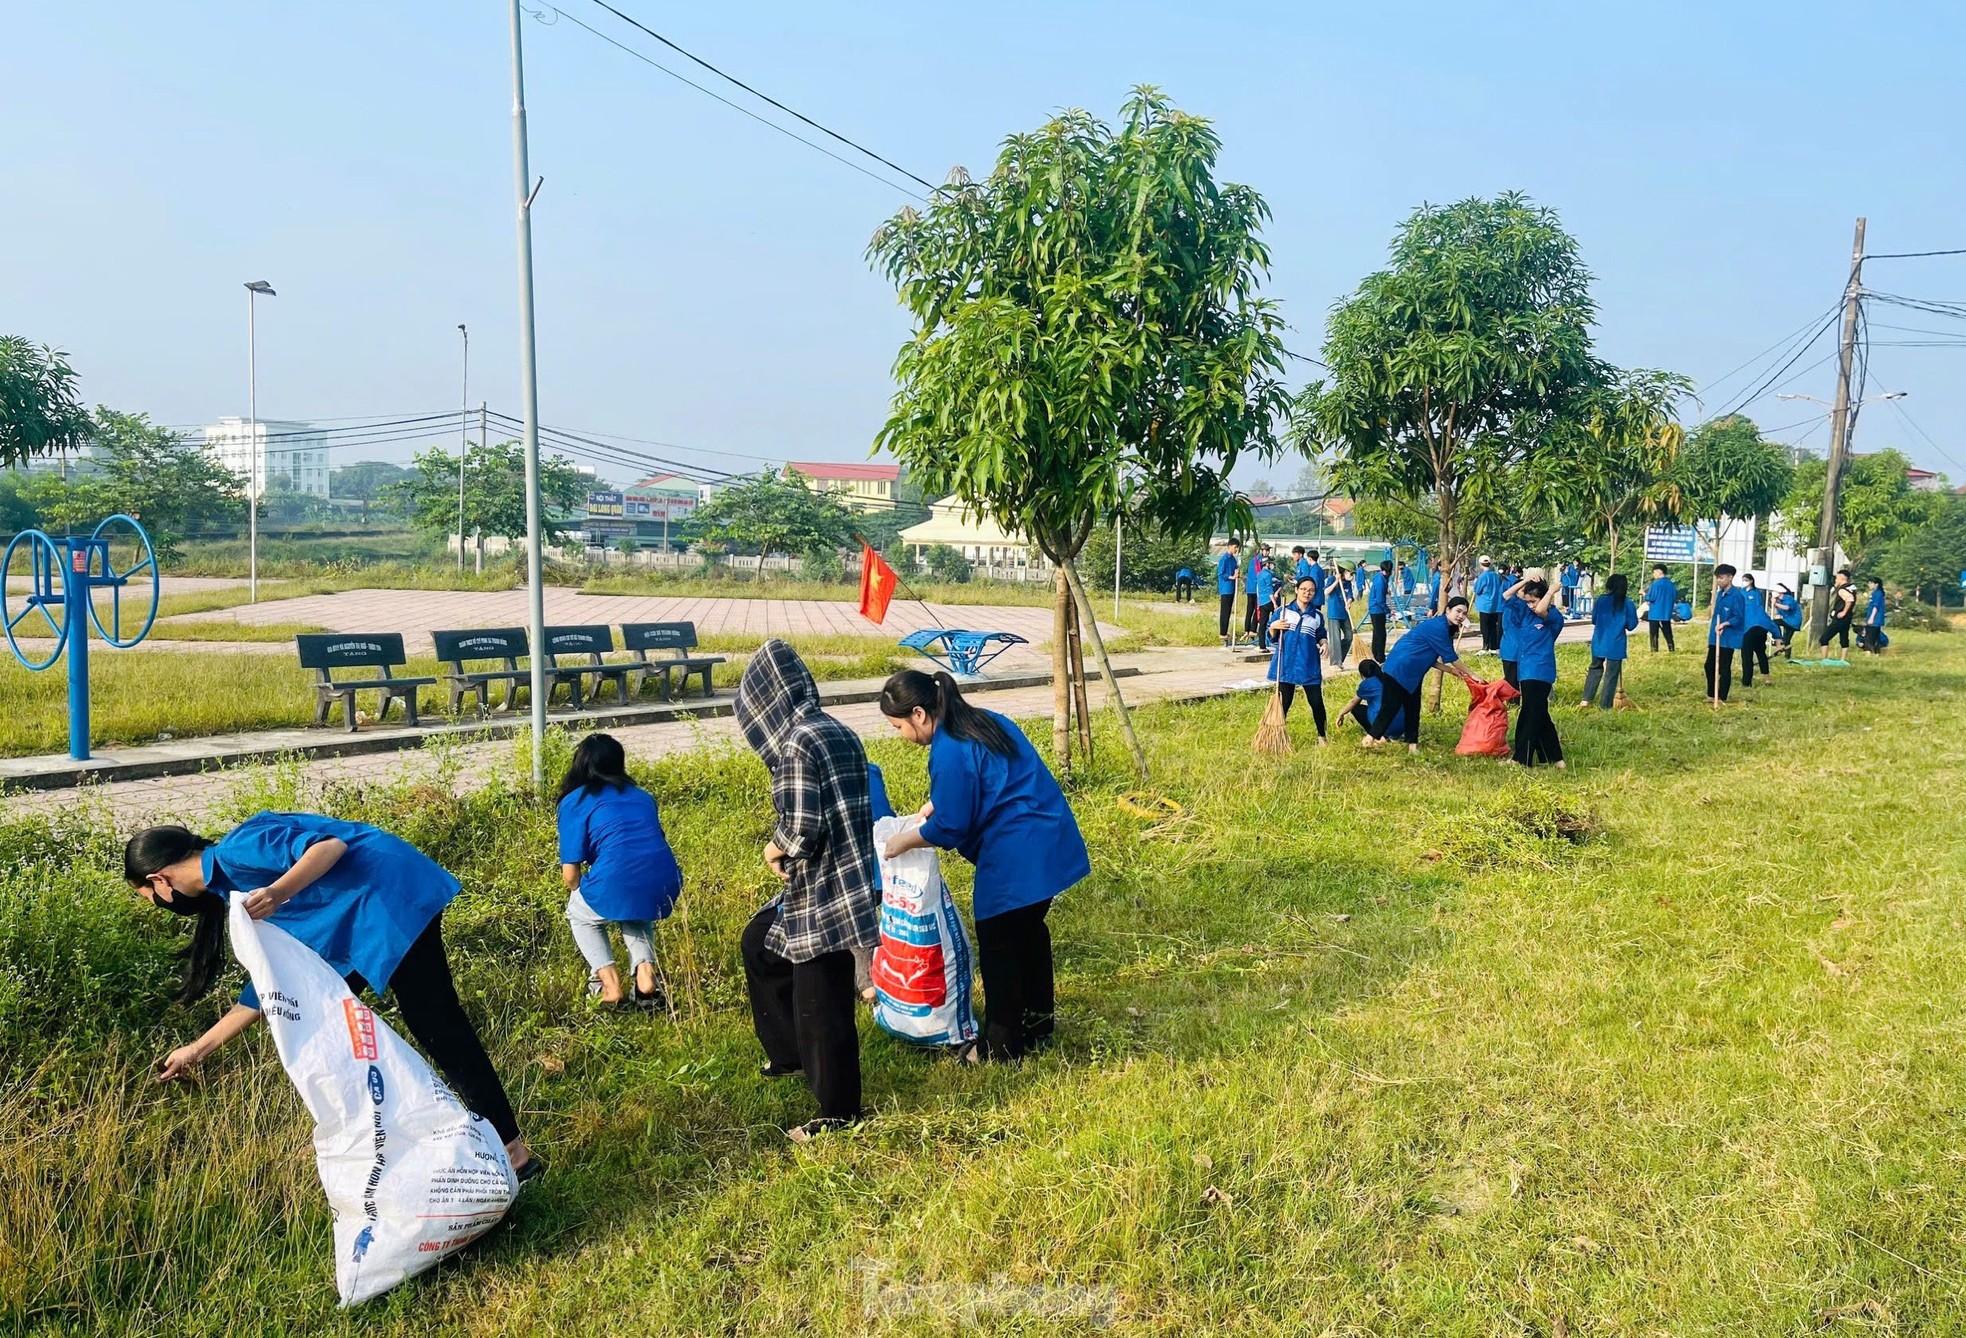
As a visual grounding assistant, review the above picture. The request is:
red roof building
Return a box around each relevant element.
[785,461,901,511]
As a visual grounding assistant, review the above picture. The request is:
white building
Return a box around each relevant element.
[898,495,1047,570]
[202,417,330,498]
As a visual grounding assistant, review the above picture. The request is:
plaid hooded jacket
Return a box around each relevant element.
[735,640,880,962]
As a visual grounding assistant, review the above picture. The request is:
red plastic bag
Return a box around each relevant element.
[1456,676,1519,757]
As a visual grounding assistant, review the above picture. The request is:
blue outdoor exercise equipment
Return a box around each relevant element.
[898,628,1029,678]
[2,516,161,760]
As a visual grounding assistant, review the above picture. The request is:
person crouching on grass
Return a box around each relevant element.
[1337,658,1405,737]
[879,669,1089,1062]
[734,639,881,1141]
[556,732,682,1012]
[1362,597,1478,754]
[1267,575,1331,743]
[126,813,539,1181]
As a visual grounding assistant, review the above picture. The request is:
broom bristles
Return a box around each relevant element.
[1253,687,1293,753]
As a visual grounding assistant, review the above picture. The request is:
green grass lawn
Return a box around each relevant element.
[4,636,1963,1334]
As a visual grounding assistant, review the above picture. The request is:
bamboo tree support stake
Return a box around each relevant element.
[1061,558,1151,782]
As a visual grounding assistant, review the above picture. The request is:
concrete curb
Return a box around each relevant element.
[0,666,1142,794]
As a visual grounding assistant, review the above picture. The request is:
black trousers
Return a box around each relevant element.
[1705,644,1734,701]
[741,905,862,1122]
[1244,594,1261,637]
[1346,702,1372,731]
[358,914,520,1144]
[1174,579,1194,602]
[973,898,1054,1060]
[1860,624,1884,654]
[1501,659,1520,689]
[1511,679,1563,764]
[1478,611,1502,651]
[1741,628,1770,683]
[1648,619,1675,652]
[1277,681,1328,738]
[1369,677,1422,745]
[1820,615,1851,653]
[1218,593,1235,640]
[1370,613,1388,662]
[1329,617,1353,667]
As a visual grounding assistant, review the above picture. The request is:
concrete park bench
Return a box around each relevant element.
[431,627,533,715]
[620,621,726,701]
[295,633,436,733]
[540,624,634,709]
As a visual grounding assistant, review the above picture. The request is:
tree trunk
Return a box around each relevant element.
[1051,564,1073,773]
[1430,491,1460,714]
[1607,519,1620,573]
[1062,557,1150,782]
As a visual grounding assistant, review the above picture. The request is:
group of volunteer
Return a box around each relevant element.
[129,639,1091,1159]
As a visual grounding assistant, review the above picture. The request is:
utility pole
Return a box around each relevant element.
[457,324,469,572]
[509,0,548,792]
[1809,217,1866,649]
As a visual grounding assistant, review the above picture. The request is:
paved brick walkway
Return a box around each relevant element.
[162,587,1121,671]
[6,648,1265,827]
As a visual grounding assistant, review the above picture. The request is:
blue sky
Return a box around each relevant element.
[4,0,1963,488]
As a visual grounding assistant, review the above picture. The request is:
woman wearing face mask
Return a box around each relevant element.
[877,670,1089,1061]
[124,814,538,1181]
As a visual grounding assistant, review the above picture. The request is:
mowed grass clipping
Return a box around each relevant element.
[4,636,1965,1335]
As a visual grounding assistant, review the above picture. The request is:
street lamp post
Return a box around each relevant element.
[244,280,277,603]
[509,0,549,792]
[457,324,469,573]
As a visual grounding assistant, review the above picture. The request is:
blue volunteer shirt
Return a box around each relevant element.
[1175,567,1194,583]
[1367,572,1391,616]
[1561,564,1579,591]
[919,711,1090,920]
[1645,577,1678,620]
[1709,586,1747,648]
[1473,568,1503,614]
[1267,601,1326,686]
[868,761,896,823]
[208,812,460,1011]
[1252,564,1279,605]
[1500,595,1526,660]
[1380,614,1462,692]
[1867,588,1887,626]
[1741,589,1776,632]
[1355,674,1406,736]
[558,782,683,923]
[1324,575,1349,622]
[1305,562,1326,601]
[1773,592,1801,626]
[1215,552,1238,596]
[1589,598,1640,660]
[1428,570,1442,609]
[1294,557,1313,581]
[1514,603,1566,683]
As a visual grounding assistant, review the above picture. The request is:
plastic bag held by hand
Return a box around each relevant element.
[1456,676,1519,758]
[870,815,979,1047]
[226,895,517,1307]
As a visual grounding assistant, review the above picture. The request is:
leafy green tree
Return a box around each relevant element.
[1080,520,1213,594]
[870,88,1288,775]
[0,337,92,469]
[1677,415,1794,530]
[1778,448,1924,567]
[1877,491,1966,607]
[1554,369,1693,571]
[393,439,589,544]
[1292,194,1652,609]
[16,409,243,559]
[0,474,39,534]
[330,460,412,523]
[690,469,854,563]
[922,543,973,584]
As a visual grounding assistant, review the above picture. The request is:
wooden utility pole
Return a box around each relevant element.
[1809,217,1866,648]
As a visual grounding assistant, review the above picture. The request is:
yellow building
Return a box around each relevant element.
[785,461,900,512]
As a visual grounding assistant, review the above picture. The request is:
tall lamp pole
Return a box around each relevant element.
[244,280,277,603]
[1808,217,1865,648]
[509,0,549,792]
[457,323,469,573]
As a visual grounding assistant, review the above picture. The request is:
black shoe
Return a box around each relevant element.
[515,1154,546,1187]
[630,982,668,1013]
[761,1061,803,1079]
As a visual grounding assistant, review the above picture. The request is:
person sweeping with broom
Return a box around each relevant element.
[1257,575,1330,750]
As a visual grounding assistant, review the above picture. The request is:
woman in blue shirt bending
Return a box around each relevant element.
[878,670,1089,1060]
[1580,573,1639,710]
[557,732,683,1011]
[125,813,538,1180]
[1502,576,1566,767]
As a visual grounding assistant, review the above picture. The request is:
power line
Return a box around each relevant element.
[578,0,940,194]
[1694,302,1842,405]
[1703,304,1844,422]
[1865,248,1966,260]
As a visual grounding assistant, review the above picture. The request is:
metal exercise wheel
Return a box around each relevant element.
[2,528,69,671]
[87,514,161,647]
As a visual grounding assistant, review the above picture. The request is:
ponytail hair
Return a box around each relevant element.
[124,825,226,1005]
[556,731,633,802]
[879,669,1018,758]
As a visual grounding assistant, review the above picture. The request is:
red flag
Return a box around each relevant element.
[858,541,898,625]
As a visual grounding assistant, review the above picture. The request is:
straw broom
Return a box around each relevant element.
[1254,684,1293,753]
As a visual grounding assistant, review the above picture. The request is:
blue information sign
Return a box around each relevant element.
[1644,525,1697,562]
